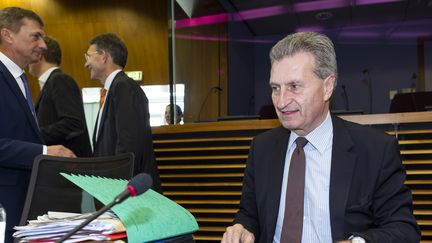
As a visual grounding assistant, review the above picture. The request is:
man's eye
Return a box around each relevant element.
[32,33,42,40]
[290,83,300,89]
[271,85,280,92]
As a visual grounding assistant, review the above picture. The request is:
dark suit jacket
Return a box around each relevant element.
[93,71,162,192]
[0,61,43,242]
[234,115,420,242]
[35,69,92,157]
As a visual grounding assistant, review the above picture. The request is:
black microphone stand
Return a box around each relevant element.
[197,86,222,121]
[341,84,349,111]
[362,69,373,114]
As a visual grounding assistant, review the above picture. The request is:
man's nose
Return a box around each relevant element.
[275,89,293,109]
[39,38,47,50]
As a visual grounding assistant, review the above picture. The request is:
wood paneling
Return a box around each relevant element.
[0,0,168,98]
[175,24,228,123]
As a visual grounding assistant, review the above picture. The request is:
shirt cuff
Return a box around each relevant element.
[42,145,47,155]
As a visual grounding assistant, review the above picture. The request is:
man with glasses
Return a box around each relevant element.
[84,33,161,192]
[0,7,75,242]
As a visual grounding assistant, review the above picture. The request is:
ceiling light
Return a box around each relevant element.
[315,11,333,20]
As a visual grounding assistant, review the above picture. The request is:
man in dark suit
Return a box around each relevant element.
[29,36,92,157]
[84,33,162,192]
[0,7,75,242]
[222,32,420,242]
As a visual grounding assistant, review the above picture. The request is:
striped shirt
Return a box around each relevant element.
[273,112,333,243]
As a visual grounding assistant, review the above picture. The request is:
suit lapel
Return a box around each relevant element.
[94,72,122,147]
[35,84,46,112]
[266,127,291,242]
[329,116,356,240]
[0,62,41,140]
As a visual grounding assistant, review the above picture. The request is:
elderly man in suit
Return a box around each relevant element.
[222,32,420,243]
[28,36,92,157]
[0,7,75,242]
[84,33,161,192]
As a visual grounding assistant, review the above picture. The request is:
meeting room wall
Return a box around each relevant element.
[0,0,169,99]
[251,39,420,115]
[225,30,423,116]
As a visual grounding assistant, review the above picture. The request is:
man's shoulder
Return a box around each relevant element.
[48,69,77,85]
[254,126,290,143]
[112,71,135,84]
[111,72,143,93]
[333,115,394,143]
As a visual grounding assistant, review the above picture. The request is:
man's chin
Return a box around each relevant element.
[278,118,299,130]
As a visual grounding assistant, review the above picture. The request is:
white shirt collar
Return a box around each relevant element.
[288,112,333,154]
[104,69,122,91]
[0,51,25,78]
[38,66,59,90]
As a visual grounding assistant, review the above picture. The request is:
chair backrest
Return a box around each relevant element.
[19,153,134,225]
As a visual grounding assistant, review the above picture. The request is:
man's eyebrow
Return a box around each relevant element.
[31,32,44,37]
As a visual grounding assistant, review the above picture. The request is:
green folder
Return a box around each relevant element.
[60,173,198,242]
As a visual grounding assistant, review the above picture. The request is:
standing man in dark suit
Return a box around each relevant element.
[84,33,161,192]
[29,36,92,157]
[0,7,75,243]
[222,32,420,242]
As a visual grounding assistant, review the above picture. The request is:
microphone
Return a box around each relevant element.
[362,68,373,113]
[410,72,417,92]
[410,73,418,111]
[197,86,222,121]
[341,84,349,111]
[56,173,153,243]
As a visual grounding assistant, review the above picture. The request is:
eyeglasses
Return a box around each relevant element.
[84,51,99,61]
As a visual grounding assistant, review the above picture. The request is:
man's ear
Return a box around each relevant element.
[0,28,13,44]
[323,75,336,101]
[100,50,109,64]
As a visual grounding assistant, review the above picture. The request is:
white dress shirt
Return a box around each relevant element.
[273,112,334,243]
[0,51,27,97]
[0,51,47,154]
[37,66,59,90]
[95,69,122,140]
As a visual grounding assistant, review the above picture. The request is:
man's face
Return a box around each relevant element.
[270,52,335,136]
[28,57,43,77]
[84,44,103,81]
[7,18,46,68]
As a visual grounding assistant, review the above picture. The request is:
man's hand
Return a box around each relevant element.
[47,145,76,158]
[221,224,255,243]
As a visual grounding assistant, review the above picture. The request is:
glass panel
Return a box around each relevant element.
[171,0,432,121]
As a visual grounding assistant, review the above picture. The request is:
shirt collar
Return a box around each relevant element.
[38,66,59,90]
[288,112,333,154]
[0,51,25,78]
[104,69,122,91]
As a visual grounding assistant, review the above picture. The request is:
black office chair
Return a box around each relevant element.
[19,153,134,225]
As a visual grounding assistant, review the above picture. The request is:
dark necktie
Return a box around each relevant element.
[281,137,308,243]
[21,73,37,119]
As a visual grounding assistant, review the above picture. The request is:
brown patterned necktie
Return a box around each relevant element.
[99,88,107,109]
[280,137,308,243]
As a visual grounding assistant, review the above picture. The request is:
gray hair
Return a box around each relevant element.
[270,32,338,85]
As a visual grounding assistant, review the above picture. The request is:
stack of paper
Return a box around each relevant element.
[13,211,126,243]
[15,173,199,242]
